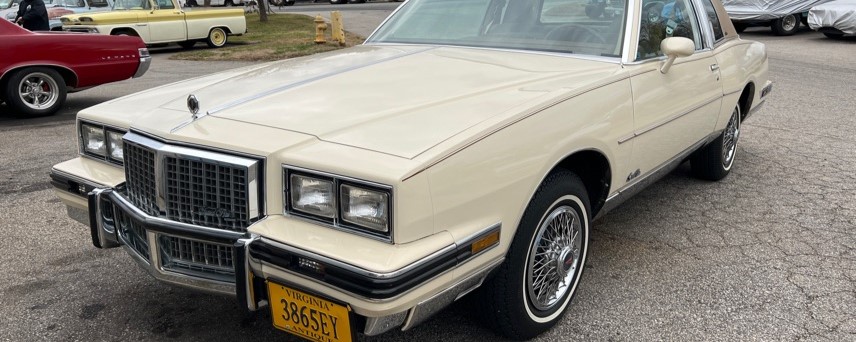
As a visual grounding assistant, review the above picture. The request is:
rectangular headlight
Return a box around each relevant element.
[81,123,106,157]
[106,130,124,162]
[290,174,336,219]
[341,184,389,233]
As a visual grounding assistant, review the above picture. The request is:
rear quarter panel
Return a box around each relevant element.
[713,39,768,129]
[184,9,246,39]
[0,33,144,88]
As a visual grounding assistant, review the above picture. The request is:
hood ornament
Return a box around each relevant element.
[187,94,200,118]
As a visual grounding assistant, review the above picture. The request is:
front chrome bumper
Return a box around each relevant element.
[51,167,504,336]
[89,188,243,295]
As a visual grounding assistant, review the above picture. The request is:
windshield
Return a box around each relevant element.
[56,0,85,7]
[367,0,627,58]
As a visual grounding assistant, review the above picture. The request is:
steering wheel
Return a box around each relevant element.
[544,24,607,44]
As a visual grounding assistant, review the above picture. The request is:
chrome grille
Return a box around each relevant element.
[123,141,159,216]
[115,208,150,261]
[121,132,261,232]
[164,157,250,231]
[159,235,234,281]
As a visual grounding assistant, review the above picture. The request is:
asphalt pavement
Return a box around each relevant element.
[0,5,854,342]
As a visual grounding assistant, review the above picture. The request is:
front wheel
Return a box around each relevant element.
[3,67,67,117]
[476,170,590,340]
[691,104,741,181]
[206,27,228,48]
[771,14,800,36]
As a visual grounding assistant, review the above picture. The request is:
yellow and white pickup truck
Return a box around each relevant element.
[60,0,246,48]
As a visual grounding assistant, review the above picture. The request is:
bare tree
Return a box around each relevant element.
[258,0,268,22]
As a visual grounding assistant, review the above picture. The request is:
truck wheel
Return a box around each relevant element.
[206,27,228,48]
[476,170,590,340]
[771,14,800,36]
[3,67,67,117]
[224,0,234,6]
[691,104,741,181]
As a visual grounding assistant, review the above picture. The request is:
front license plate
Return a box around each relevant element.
[268,281,352,342]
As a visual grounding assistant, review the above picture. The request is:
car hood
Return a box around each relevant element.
[90,45,620,159]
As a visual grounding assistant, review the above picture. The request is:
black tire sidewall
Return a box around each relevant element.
[772,14,799,35]
[485,170,591,339]
[519,194,590,321]
[4,67,66,117]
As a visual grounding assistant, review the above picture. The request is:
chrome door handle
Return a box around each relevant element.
[710,64,720,72]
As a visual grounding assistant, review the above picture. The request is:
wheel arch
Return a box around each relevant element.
[0,64,79,90]
[547,149,612,218]
[110,27,140,36]
[737,82,754,121]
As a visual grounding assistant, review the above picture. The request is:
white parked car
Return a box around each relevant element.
[808,0,856,38]
[51,0,771,340]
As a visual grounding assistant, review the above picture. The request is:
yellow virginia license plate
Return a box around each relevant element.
[268,281,352,342]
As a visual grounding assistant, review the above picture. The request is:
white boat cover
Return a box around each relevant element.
[723,0,833,20]
[808,0,856,34]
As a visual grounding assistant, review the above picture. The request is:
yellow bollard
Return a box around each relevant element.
[314,15,327,44]
[330,11,345,46]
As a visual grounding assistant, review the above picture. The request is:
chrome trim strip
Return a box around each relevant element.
[363,42,623,64]
[258,236,455,280]
[401,257,503,331]
[723,87,742,97]
[745,98,765,121]
[621,0,637,65]
[203,47,435,116]
[109,189,247,240]
[618,95,721,144]
[597,131,720,220]
[283,164,394,243]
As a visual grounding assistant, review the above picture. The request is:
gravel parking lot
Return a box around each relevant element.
[1,4,854,341]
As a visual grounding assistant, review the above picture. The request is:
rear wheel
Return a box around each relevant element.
[733,21,747,33]
[330,0,348,4]
[476,170,590,340]
[206,27,228,48]
[771,14,800,36]
[224,0,234,6]
[3,67,67,117]
[691,104,741,181]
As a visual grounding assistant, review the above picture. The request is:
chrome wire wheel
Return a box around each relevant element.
[526,204,583,312]
[17,72,60,110]
[721,106,741,170]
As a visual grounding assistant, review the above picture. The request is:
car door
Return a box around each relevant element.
[626,0,722,179]
[145,0,186,43]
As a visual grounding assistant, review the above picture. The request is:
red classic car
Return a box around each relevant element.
[0,19,150,117]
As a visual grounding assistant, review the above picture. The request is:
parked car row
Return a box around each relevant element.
[722,0,856,38]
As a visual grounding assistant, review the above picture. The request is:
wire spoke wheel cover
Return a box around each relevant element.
[18,72,59,110]
[526,204,583,312]
[721,106,740,169]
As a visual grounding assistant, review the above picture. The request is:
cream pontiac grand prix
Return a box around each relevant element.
[50,0,770,340]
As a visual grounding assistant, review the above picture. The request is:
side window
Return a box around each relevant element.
[637,0,703,60]
[699,0,724,41]
[157,0,173,9]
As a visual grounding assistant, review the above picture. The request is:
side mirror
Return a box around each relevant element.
[659,37,695,74]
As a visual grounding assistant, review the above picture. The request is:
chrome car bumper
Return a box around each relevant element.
[51,168,504,335]
[134,55,151,78]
